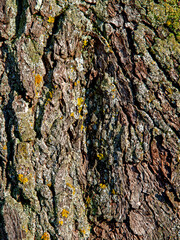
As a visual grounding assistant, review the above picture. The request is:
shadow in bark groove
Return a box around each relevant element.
[2,44,28,197]
[16,0,28,37]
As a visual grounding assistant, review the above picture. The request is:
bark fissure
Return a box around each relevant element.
[0,0,179,239]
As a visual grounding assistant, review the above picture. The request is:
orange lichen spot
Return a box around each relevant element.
[47,182,52,187]
[18,174,28,184]
[79,115,83,119]
[77,97,84,106]
[3,145,7,150]
[74,82,77,86]
[60,116,63,120]
[59,220,63,225]
[35,74,42,85]
[81,125,84,131]
[41,232,50,240]
[97,153,104,160]
[70,112,74,117]
[112,189,116,195]
[47,16,55,23]
[61,209,69,218]
[80,229,86,234]
[100,183,106,189]
[49,5,52,10]
[77,80,80,84]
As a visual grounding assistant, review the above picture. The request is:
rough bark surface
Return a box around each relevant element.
[0,0,179,239]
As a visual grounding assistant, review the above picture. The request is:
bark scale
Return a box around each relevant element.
[0,0,179,239]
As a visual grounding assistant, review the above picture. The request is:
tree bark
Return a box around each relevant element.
[0,0,179,239]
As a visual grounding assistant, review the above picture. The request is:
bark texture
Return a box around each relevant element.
[0,0,179,239]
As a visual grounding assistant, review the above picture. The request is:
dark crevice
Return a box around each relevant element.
[3,44,28,104]
[36,190,43,212]
[2,44,27,192]
[34,102,44,139]
[49,183,59,236]
[153,0,160,4]
[17,189,31,207]
[16,0,28,37]
[67,128,74,141]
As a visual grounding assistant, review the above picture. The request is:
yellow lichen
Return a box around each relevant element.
[22,225,28,233]
[86,196,91,205]
[61,209,69,218]
[97,153,104,160]
[47,16,55,23]
[71,66,75,72]
[59,220,63,225]
[100,183,106,189]
[18,174,28,184]
[166,87,173,94]
[41,232,50,240]
[49,91,53,99]
[166,20,172,26]
[81,125,84,131]
[112,189,116,195]
[3,145,7,150]
[70,112,74,117]
[77,97,84,106]
[82,39,88,48]
[80,229,86,234]
[78,107,82,113]
[35,74,42,86]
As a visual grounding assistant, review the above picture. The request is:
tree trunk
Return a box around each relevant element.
[0,0,179,239]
